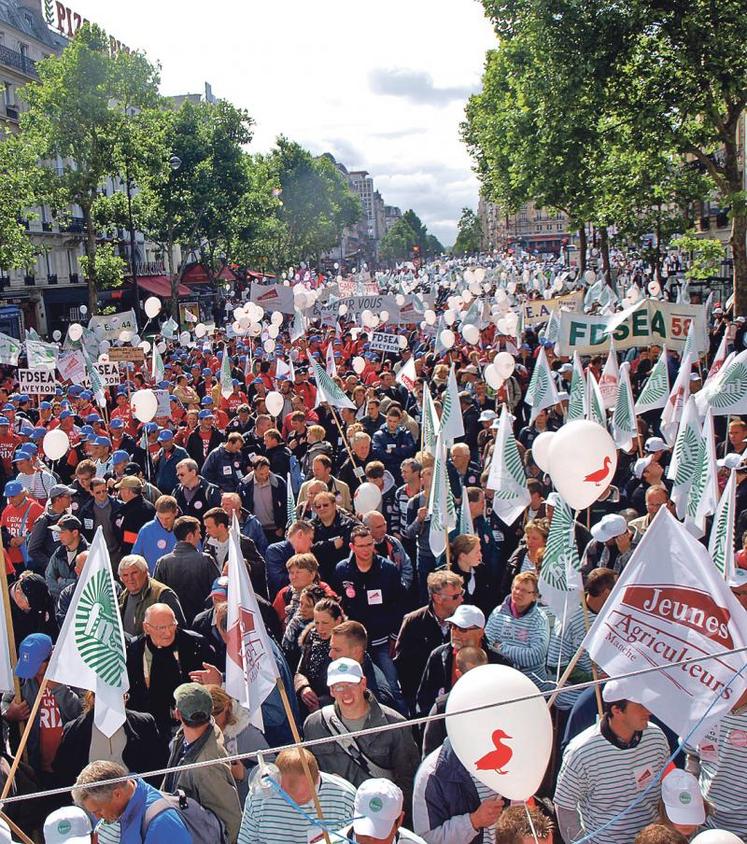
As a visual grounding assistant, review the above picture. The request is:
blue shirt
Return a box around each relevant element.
[131,518,177,573]
[118,777,191,844]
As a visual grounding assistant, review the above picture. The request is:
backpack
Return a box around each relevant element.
[140,789,227,844]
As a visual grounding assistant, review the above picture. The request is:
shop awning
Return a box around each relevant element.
[182,263,238,284]
[137,276,191,297]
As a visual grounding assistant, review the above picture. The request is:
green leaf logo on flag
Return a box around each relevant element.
[494,425,526,501]
[568,366,585,421]
[635,355,668,411]
[542,499,580,591]
[74,569,126,687]
[612,379,633,435]
[672,425,700,487]
[711,494,731,576]
[686,436,709,521]
[710,361,747,410]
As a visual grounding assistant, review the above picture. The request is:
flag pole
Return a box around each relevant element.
[580,595,604,718]
[546,645,586,709]
[275,677,332,844]
[0,676,48,801]
[0,535,24,712]
[328,405,358,474]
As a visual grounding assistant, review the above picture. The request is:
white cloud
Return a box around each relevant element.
[67,0,497,245]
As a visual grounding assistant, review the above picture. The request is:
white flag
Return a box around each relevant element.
[421,382,440,455]
[487,406,530,526]
[667,396,701,519]
[26,338,58,372]
[661,353,691,446]
[226,516,279,729]
[697,350,747,416]
[46,527,129,737]
[311,359,355,410]
[599,341,620,410]
[428,429,456,558]
[709,470,737,582]
[581,507,747,743]
[538,496,582,624]
[275,357,291,381]
[325,341,337,377]
[220,347,233,399]
[396,357,417,393]
[439,363,465,444]
[706,334,728,382]
[684,408,718,539]
[524,346,559,423]
[611,362,637,451]
[585,371,607,427]
[567,352,586,421]
[635,348,670,415]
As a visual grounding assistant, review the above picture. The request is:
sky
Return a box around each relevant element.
[59,0,497,246]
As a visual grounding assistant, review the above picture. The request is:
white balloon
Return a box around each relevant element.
[178,331,191,345]
[493,351,515,379]
[474,268,486,283]
[131,334,141,346]
[439,329,456,350]
[507,281,517,295]
[232,321,244,335]
[265,390,284,417]
[424,310,437,326]
[469,281,482,295]
[548,420,618,510]
[553,277,564,292]
[68,323,83,342]
[462,324,480,345]
[43,428,70,461]
[52,330,62,341]
[98,353,109,363]
[195,323,207,338]
[446,664,553,800]
[443,309,456,326]
[99,340,110,353]
[352,356,366,375]
[238,317,251,331]
[691,832,743,844]
[380,310,389,323]
[268,324,279,339]
[462,290,474,305]
[295,292,308,309]
[531,431,555,472]
[395,294,405,306]
[144,296,162,319]
[271,311,284,326]
[339,304,349,317]
[157,341,167,354]
[263,339,275,353]
[233,307,244,321]
[483,364,503,390]
[463,269,475,285]
[398,335,408,349]
[139,340,151,354]
[648,281,661,296]
[131,389,158,423]
[354,482,383,514]
[79,305,88,315]
[249,323,262,338]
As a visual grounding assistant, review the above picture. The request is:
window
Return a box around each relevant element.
[18,43,28,59]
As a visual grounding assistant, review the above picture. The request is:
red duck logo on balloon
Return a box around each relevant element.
[583,456,612,486]
[475,729,513,775]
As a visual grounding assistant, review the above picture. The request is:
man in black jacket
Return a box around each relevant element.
[309,490,356,583]
[186,410,224,471]
[202,506,268,598]
[113,476,156,555]
[238,458,288,545]
[125,602,215,737]
[153,516,221,625]
[173,459,222,525]
[394,569,465,715]
[263,428,291,479]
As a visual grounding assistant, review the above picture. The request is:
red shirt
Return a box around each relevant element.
[1,498,43,569]
[0,432,20,474]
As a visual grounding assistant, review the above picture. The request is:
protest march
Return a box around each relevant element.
[0,252,741,844]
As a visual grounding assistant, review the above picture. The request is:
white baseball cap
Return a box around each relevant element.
[43,807,92,844]
[478,409,497,423]
[633,456,652,479]
[602,677,643,705]
[327,658,364,687]
[661,770,706,826]
[591,513,628,544]
[718,453,747,471]
[644,436,669,453]
[729,568,747,590]
[353,779,403,839]
[445,604,485,629]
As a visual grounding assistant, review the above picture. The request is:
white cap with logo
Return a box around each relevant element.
[327,658,364,687]
[661,769,706,826]
[43,807,92,844]
[353,778,404,839]
[445,604,485,630]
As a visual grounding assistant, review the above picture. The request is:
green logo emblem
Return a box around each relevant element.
[74,569,125,686]
[57,821,72,834]
[679,791,692,805]
[369,797,383,813]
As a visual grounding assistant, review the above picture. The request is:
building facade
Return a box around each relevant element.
[478,196,572,256]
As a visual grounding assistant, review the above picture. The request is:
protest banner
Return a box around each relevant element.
[107,346,145,364]
[87,309,138,342]
[17,369,56,395]
[312,294,401,324]
[369,332,400,353]
[153,389,171,417]
[83,362,120,387]
[581,507,747,741]
[522,290,584,327]
[556,300,707,356]
[56,350,87,384]
[250,282,296,314]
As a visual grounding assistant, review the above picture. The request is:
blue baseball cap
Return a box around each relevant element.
[109,418,124,430]
[80,425,94,437]
[23,444,38,456]
[169,395,180,402]
[2,404,14,412]
[67,385,83,396]
[200,396,213,406]
[198,409,214,420]
[39,401,52,410]
[0,417,8,426]
[11,450,30,463]
[30,428,46,440]
[201,368,212,377]
[18,425,34,438]
[16,634,53,680]
[4,481,23,497]
[85,414,101,424]
[59,410,73,421]
[157,380,170,389]
[144,422,159,434]
[79,390,93,401]
[111,449,129,465]
[18,394,30,403]
[95,436,111,448]
[157,429,174,443]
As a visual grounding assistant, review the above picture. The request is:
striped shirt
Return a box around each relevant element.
[546,604,596,709]
[95,821,120,843]
[554,721,669,844]
[485,598,550,687]
[237,771,356,844]
[689,710,747,838]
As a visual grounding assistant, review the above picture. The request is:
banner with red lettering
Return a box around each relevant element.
[581,507,747,742]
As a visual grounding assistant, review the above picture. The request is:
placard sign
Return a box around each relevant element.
[17,369,56,395]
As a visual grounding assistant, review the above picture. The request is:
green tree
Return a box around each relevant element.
[424,233,445,257]
[0,134,46,275]
[18,24,160,312]
[452,208,482,255]
[379,218,419,264]
[670,232,725,282]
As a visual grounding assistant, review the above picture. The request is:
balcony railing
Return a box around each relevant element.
[61,217,85,233]
[5,105,19,120]
[0,45,37,78]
